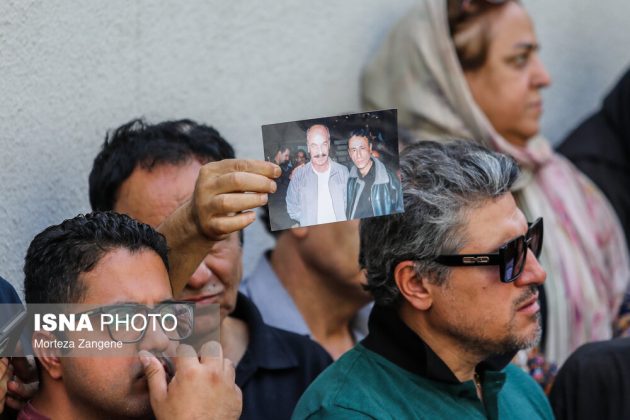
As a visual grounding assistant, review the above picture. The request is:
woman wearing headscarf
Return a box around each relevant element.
[361,0,630,372]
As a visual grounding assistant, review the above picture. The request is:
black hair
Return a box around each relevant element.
[348,127,375,144]
[24,212,169,304]
[89,118,235,212]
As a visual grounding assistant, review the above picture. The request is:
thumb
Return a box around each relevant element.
[139,351,167,406]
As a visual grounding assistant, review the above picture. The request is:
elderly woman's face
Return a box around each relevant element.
[464,2,551,147]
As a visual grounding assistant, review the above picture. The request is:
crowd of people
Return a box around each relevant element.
[1,0,629,419]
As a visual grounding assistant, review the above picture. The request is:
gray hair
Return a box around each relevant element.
[360,140,520,307]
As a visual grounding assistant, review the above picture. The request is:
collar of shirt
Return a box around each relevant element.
[361,304,515,384]
[231,292,300,386]
[358,158,376,181]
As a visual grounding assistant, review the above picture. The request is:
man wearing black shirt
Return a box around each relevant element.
[346,128,403,220]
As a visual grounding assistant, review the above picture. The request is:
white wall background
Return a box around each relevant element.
[1,0,629,294]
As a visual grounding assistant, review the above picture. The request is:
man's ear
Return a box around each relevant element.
[394,261,433,311]
[32,331,63,380]
[288,226,309,240]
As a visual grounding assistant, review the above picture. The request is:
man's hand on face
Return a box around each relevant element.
[140,342,242,420]
[188,159,280,241]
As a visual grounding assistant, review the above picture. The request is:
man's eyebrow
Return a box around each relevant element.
[106,300,136,306]
[512,42,539,52]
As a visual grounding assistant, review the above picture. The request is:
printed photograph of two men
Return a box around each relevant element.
[262,110,403,231]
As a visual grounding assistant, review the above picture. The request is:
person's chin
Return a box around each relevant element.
[122,390,152,419]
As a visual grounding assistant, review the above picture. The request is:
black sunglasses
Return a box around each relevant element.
[434,217,543,283]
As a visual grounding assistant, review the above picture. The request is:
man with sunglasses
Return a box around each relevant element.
[293,140,554,419]
[20,212,241,420]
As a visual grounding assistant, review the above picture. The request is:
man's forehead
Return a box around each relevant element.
[79,248,172,305]
[307,126,329,143]
[308,134,328,145]
[460,194,526,252]
[349,136,370,148]
[114,161,201,228]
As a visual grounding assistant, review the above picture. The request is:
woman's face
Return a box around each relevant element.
[464,2,551,147]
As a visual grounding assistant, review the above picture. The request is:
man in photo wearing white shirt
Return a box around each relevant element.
[286,124,348,227]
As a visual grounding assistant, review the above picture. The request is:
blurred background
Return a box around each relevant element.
[1,0,629,293]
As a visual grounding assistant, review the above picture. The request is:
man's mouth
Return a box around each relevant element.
[516,292,540,313]
[181,293,222,305]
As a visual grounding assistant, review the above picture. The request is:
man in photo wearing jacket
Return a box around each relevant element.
[345,128,403,220]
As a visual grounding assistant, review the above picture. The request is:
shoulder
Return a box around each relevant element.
[372,158,398,184]
[501,364,553,416]
[268,326,333,369]
[502,364,541,389]
[555,338,630,382]
[548,339,630,420]
[0,276,21,304]
[291,163,312,183]
[293,345,404,419]
[331,160,349,175]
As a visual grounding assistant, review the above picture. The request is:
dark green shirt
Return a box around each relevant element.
[292,305,553,419]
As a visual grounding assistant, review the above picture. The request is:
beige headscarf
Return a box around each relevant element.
[362,0,630,365]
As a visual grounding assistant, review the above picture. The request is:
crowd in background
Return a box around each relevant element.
[0,0,629,419]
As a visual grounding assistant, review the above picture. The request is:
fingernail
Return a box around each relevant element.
[270,181,277,193]
[207,341,221,357]
[138,350,152,367]
[261,194,268,204]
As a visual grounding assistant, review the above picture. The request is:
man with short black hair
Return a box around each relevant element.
[293,140,553,419]
[345,127,403,220]
[21,211,241,420]
[90,118,331,419]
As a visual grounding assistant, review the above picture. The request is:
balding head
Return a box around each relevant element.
[306,124,331,172]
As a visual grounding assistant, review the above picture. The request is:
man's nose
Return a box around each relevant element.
[515,248,546,287]
[187,261,213,289]
[137,316,171,353]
